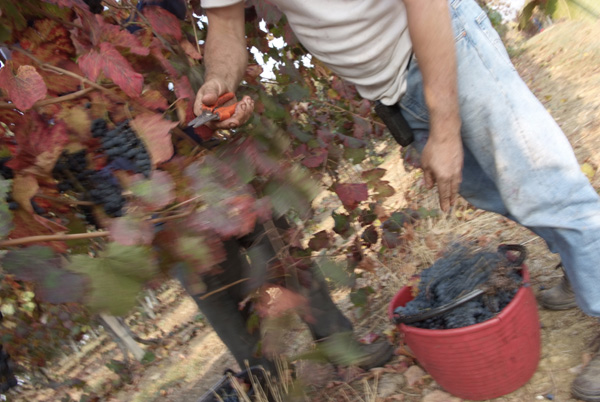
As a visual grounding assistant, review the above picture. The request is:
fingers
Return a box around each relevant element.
[207,95,255,130]
[436,174,462,212]
[193,80,224,116]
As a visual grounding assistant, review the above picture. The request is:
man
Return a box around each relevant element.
[177,219,395,374]
[194,0,600,399]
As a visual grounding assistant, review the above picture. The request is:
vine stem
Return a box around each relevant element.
[313,99,387,129]
[0,231,110,248]
[0,87,95,110]
[35,193,95,206]
[9,47,112,95]
[0,209,195,248]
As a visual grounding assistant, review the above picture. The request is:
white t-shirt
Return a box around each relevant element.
[201,0,412,105]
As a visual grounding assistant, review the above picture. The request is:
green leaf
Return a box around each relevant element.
[2,246,86,304]
[349,286,375,307]
[316,255,353,287]
[282,83,310,101]
[343,147,366,164]
[0,178,13,237]
[332,211,353,238]
[67,244,158,315]
[130,170,176,210]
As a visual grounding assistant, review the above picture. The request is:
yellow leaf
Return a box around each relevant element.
[581,163,595,180]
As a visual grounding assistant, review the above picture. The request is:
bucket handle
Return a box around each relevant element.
[497,244,527,267]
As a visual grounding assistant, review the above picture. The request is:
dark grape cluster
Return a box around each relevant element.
[0,322,17,393]
[91,119,152,178]
[394,244,523,330]
[83,0,103,14]
[53,150,126,218]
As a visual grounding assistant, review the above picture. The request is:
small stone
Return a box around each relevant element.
[404,365,426,387]
[545,394,555,400]
[536,396,545,400]
[422,390,461,402]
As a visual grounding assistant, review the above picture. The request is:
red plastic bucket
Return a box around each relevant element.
[388,268,540,400]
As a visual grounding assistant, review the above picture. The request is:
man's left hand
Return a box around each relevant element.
[420,123,463,212]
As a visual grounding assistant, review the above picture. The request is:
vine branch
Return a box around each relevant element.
[0,88,95,110]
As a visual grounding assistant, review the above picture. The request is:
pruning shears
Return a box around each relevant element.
[188,92,239,128]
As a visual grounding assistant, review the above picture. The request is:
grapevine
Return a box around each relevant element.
[0,0,404,375]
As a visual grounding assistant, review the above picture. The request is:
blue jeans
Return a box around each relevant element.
[400,0,600,316]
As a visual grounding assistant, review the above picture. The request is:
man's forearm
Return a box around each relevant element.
[204,4,248,92]
[404,0,460,135]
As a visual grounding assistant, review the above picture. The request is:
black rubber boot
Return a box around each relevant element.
[316,331,394,371]
[572,351,600,401]
[538,266,577,311]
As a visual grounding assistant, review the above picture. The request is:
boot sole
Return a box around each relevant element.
[538,299,578,311]
[572,385,600,402]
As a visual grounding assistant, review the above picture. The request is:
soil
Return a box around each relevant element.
[9,19,600,402]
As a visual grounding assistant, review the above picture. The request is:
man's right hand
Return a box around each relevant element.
[194,79,254,130]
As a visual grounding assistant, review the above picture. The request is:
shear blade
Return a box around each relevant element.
[188,112,220,128]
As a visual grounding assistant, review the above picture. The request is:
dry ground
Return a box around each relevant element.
[9,19,600,402]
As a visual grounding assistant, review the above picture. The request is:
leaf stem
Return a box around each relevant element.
[314,99,386,129]
[0,88,97,110]
[0,231,110,248]
[34,193,95,206]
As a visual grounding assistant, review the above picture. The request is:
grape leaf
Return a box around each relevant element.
[0,179,14,237]
[130,113,177,164]
[109,216,155,246]
[8,210,68,253]
[2,246,86,304]
[0,63,48,110]
[78,48,103,82]
[6,117,69,176]
[254,284,308,319]
[19,19,75,63]
[361,168,387,184]
[180,39,202,60]
[67,244,159,315]
[308,230,332,251]
[97,16,150,56]
[139,89,170,111]
[78,42,144,97]
[189,195,258,239]
[334,183,368,211]
[175,235,226,274]
[129,170,176,210]
[12,174,38,213]
[142,6,182,41]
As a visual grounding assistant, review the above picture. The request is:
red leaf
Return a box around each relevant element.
[12,175,39,214]
[143,6,182,41]
[97,15,150,56]
[189,195,258,239]
[180,39,202,60]
[255,285,309,319]
[78,49,103,82]
[301,147,328,168]
[130,113,177,164]
[335,183,368,211]
[0,63,48,111]
[99,42,143,97]
[8,210,68,253]
[139,89,170,111]
[129,170,176,210]
[6,116,69,176]
[109,217,155,246]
